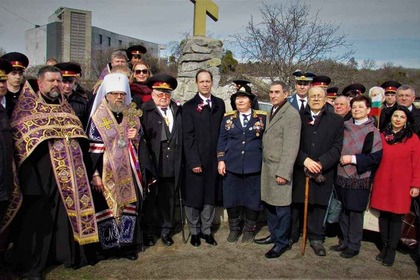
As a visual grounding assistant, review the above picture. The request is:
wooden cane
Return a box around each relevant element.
[301,176,310,256]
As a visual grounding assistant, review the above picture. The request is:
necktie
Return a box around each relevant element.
[299,99,305,113]
[206,99,212,108]
[161,107,169,126]
[243,114,249,127]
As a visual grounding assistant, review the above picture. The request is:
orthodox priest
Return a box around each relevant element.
[7,66,98,279]
[87,73,143,260]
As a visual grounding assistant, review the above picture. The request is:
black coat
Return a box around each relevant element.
[182,93,225,208]
[292,107,344,206]
[141,99,183,188]
[0,104,13,202]
[67,90,90,129]
[379,105,420,137]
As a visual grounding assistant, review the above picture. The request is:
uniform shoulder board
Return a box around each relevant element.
[224,111,237,117]
[254,110,267,116]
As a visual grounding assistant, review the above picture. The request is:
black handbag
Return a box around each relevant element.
[324,188,342,226]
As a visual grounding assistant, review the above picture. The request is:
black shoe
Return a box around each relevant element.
[144,234,155,246]
[287,239,298,250]
[376,247,387,262]
[382,248,396,267]
[255,235,275,245]
[340,248,359,258]
[310,240,326,256]
[201,233,218,246]
[190,234,201,247]
[227,231,241,244]
[125,252,138,261]
[265,245,288,259]
[330,244,347,252]
[161,234,174,246]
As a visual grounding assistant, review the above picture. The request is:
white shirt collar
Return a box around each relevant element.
[354,117,369,125]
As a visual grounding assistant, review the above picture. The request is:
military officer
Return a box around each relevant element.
[287,70,316,113]
[217,87,267,244]
[55,62,90,128]
[1,52,29,117]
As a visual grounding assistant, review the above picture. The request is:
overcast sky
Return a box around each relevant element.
[0,0,419,68]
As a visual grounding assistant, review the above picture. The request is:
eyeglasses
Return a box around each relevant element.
[133,54,142,59]
[155,92,171,98]
[135,69,148,75]
[108,92,127,97]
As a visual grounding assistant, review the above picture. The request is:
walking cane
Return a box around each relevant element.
[178,187,187,243]
[301,176,310,256]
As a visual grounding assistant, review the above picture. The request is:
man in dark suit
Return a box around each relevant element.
[290,86,344,256]
[182,69,225,247]
[141,74,183,247]
[287,70,315,113]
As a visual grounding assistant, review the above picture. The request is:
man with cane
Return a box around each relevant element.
[290,86,344,256]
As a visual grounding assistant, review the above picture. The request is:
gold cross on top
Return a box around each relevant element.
[123,102,143,128]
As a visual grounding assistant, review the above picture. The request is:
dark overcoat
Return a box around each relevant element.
[0,104,13,202]
[182,93,225,208]
[141,99,183,188]
[292,107,344,206]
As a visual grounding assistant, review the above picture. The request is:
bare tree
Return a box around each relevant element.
[233,1,354,86]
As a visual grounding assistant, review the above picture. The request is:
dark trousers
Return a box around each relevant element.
[339,208,364,251]
[307,204,328,241]
[266,203,291,248]
[290,203,304,242]
[143,177,176,236]
[379,211,403,250]
[291,203,328,242]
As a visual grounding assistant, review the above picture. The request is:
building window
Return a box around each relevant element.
[108,37,111,46]
[99,34,102,44]
[118,40,122,46]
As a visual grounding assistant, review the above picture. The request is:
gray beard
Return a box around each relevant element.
[108,102,125,114]
[48,89,60,99]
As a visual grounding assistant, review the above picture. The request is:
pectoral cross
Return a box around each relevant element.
[123,102,143,128]
[99,117,114,130]
[190,0,219,36]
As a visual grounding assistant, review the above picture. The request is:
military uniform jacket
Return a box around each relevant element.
[141,99,183,188]
[261,102,301,207]
[217,110,266,174]
[182,93,225,208]
[292,107,344,205]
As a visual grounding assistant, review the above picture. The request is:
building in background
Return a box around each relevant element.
[25,7,163,78]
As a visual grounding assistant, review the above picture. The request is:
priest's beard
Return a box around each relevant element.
[48,88,60,99]
[108,102,125,114]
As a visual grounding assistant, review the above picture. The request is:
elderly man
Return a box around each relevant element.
[182,69,225,247]
[254,81,301,258]
[334,95,351,120]
[8,66,98,278]
[290,86,344,256]
[287,70,316,113]
[1,52,29,117]
[141,74,182,247]
[87,73,143,260]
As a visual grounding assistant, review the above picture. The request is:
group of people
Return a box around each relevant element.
[0,46,420,279]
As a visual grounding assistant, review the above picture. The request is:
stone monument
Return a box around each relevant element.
[174,0,229,102]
